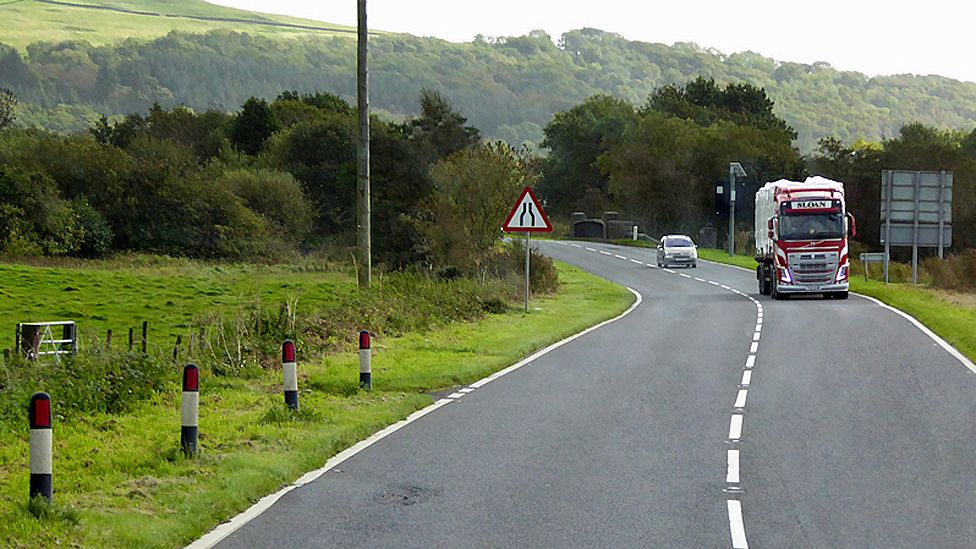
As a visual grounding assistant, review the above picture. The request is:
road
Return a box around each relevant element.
[202,240,976,548]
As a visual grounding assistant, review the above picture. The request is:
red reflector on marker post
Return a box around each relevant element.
[282,339,296,364]
[29,394,51,429]
[183,364,199,392]
[359,330,371,350]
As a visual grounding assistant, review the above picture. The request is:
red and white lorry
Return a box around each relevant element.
[754,176,856,299]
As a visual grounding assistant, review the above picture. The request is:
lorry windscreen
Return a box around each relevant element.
[780,212,844,240]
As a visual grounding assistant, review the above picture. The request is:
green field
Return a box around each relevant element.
[0,0,360,49]
[0,258,634,548]
[0,256,352,353]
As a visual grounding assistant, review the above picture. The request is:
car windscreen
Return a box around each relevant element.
[779,212,844,240]
[666,237,694,247]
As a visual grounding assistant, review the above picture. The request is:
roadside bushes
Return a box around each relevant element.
[0,128,315,259]
[192,271,522,377]
[0,351,170,424]
[925,250,976,291]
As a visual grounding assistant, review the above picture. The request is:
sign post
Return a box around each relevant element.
[502,187,552,312]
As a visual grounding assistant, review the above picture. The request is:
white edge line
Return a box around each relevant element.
[186,287,645,549]
[728,500,749,548]
[855,293,976,373]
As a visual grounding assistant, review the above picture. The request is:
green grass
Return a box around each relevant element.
[0,261,633,548]
[0,257,352,354]
[0,0,362,50]
[697,248,976,363]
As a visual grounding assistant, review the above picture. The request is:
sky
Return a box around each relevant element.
[211,1,976,83]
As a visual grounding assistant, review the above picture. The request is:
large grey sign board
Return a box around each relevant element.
[880,224,953,247]
[880,170,953,283]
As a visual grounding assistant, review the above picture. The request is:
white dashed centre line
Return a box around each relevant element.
[459,388,474,393]
[663,268,676,274]
[679,273,691,279]
[600,250,612,256]
[745,355,756,368]
[727,450,740,484]
[585,247,597,252]
[741,370,752,386]
[750,342,759,353]
[694,277,706,282]
[755,324,762,332]
[447,392,465,399]
[571,244,582,248]
[729,414,744,440]
[721,284,731,290]
[752,332,761,341]
[733,389,748,409]
[708,281,720,286]
[631,259,643,264]
[727,500,749,549]
[615,254,627,260]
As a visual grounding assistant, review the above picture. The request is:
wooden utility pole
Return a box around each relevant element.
[357,0,371,288]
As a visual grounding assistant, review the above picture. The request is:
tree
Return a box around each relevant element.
[410,88,481,164]
[231,97,280,156]
[417,142,529,278]
[539,94,637,214]
[0,88,15,130]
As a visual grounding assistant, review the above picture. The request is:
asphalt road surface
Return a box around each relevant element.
[204,240,976,549]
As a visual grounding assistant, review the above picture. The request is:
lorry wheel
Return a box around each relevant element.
[771,277,784,300]
[758,265,771,295]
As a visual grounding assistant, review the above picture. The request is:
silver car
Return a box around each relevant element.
[656,234,698,268]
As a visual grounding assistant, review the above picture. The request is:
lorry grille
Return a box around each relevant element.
[788,252,838,286]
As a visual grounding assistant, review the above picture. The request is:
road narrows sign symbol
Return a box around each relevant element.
[503,187,552,233]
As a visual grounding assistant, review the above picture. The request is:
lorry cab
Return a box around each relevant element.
[755,177,856,300]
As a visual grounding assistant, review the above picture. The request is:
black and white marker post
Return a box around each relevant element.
[28,392,53,504]
[282,339,298,410]
[359,330,371,390]
[181,364,199,457]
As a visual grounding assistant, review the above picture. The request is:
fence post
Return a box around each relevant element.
[359,330,372,390]
[128,328,134,352]
[181,364,199,457]
[28,392,53,504]
[141,321,148,353]
[106,329,113,350]
[173,335,182,362]
[282,340,298,410]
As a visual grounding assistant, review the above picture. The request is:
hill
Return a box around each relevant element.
[0,0,359,48]
[2,4,976,152]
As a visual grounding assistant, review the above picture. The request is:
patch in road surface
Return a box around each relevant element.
[375,484,443,507]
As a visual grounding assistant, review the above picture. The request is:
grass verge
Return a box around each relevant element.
[696,248,976,363]
[0,261,633,548]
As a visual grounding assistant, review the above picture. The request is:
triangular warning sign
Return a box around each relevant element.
[502,187,552,233]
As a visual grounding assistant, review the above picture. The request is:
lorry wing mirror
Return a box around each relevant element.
[847,213,857,238]
[767,217,777,239]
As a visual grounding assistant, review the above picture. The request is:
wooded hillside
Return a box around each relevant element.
[3,24,976,151]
